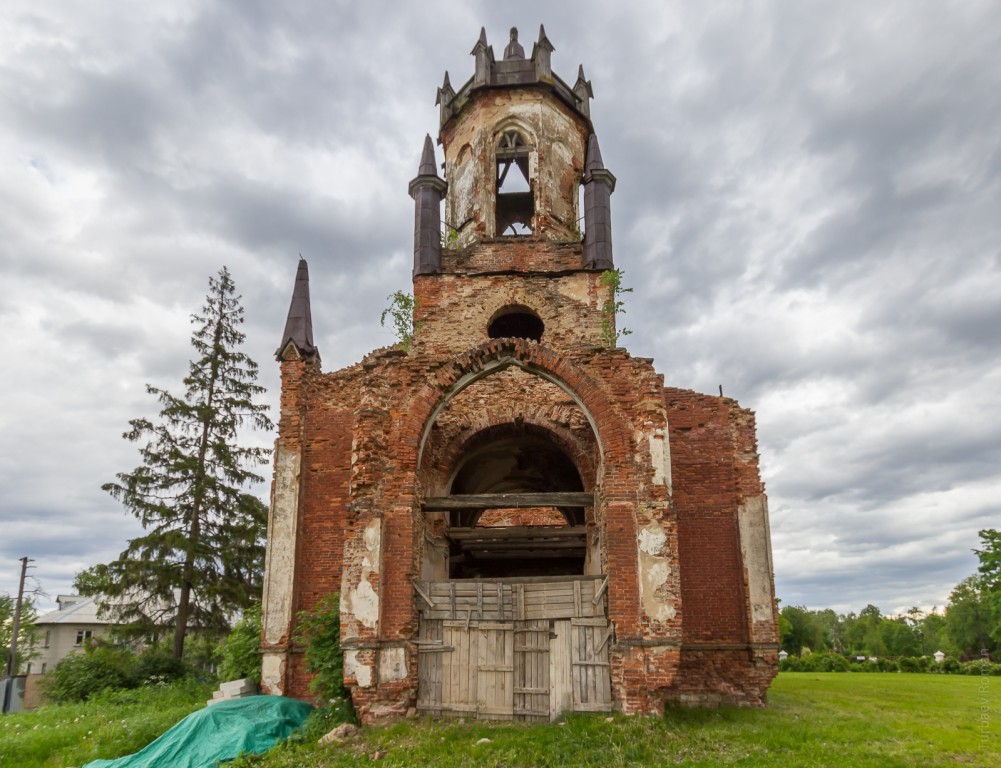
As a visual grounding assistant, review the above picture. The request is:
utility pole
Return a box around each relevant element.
[6,557,30,677]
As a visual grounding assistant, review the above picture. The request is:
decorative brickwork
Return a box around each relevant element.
[260,26,778,722]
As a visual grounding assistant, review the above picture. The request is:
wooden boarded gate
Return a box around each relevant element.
[415,576,612,721]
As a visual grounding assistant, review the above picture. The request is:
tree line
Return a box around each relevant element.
[781,528,1001,661]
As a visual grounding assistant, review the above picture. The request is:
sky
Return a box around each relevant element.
[2,0,999,619]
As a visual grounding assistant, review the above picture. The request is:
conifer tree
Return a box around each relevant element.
[78,268,273,659]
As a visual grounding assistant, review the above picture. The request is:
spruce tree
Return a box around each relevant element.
[78,268,273,659]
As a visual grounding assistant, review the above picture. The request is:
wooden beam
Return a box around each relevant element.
[448,525,585,541]
[423,492,593,510]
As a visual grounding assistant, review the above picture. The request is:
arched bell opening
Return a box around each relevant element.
[495,128,534,235]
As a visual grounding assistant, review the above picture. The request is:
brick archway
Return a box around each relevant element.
[377,338,642,643]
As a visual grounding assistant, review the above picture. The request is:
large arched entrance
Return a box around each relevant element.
[413,365,612,720]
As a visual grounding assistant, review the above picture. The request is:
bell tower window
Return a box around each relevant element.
[496,129,534,236]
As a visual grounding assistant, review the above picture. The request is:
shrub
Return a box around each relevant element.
[294,593,347,702]
[218,603,263,683]
[134,643,188,684]
[41,640,191,703]
[42,643,137,703]
[798,652,850,672]
[898,656,928,673]
[941,658,961,674]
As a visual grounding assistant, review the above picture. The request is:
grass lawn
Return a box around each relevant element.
[2,673,995,767]
[0,679,213,768]
[235,673,998,768]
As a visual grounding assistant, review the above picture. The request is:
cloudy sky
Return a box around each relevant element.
[2,0,999,619]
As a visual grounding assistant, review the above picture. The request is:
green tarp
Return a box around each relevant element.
[84,695,313,768]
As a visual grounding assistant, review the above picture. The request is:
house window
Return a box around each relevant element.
[75,629,93,646]
[41,663,47,674]
[43,630,50,648]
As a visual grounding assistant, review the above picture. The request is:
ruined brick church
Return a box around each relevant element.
[260,26,778,722]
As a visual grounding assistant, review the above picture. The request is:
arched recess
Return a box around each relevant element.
[375,339,641,642]
[434,420,595,579]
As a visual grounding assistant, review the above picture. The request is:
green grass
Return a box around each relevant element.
[0,679,212,768]
[2,674,996,767]
[235,673,998,768]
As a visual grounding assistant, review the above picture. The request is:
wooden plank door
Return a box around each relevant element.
[513,619,550,722]
[550,619,574,719]
[475,622,514,719]
[417,617,445,714]
[570,617,612,712]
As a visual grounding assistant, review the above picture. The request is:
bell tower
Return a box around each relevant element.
[408,25,618,355]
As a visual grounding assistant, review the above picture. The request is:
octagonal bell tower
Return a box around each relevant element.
[408,26,618,356]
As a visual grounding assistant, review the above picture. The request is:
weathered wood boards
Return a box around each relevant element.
[416,576,612,720]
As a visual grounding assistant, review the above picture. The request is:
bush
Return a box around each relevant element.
[797,652,850,672]
[42,643,137,703]
[134,643,188,684]
[42,640,190,703]
[218,603,262,683]
[875,658,899,672]
[294,593,348,703]
[898,656,929,673]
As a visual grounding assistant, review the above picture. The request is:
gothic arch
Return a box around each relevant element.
[375,338,642,640]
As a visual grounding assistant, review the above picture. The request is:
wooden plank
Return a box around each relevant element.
[513,618,549,723]
[424,492,594,510]
[448,527,586,541]
[570,617,609,627]
[592,576,608,605]
[413,581,436,610]
[574,580,582,616]
[551,619,573,720]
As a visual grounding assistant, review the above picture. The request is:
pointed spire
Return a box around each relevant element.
[537,24,554,52]
[471,27,494,86]
[409,138,447,276]
[533,24,554,81]
[472,26,488,52]
[573,64,594,118]
[418,134,437,176]
[276,258,318,361]
[585,134,605,174]
[436,71,456,127]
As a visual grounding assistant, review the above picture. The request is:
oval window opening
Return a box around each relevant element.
[488,311,544,341]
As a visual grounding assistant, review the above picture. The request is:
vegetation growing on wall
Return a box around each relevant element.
[599,269,632,347]
[380,290,418,352]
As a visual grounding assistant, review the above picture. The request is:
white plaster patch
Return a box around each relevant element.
[638,524,667,556]
[260,653,284,696]
[379,646,408,683]
[344,650,373,688]
[738,495,775,625]
[362,518,381,568]
[648,429,672,491]
[349,578,379,629]
[262,448,300,645]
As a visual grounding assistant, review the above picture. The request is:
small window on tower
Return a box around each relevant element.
[488,306,544,341]
[496,129,534,236]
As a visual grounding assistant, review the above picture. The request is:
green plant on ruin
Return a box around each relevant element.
[380,290,418,352]
[599,268,632,347]
[294,593,352,707]
[440,222,459,247]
